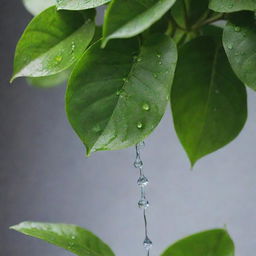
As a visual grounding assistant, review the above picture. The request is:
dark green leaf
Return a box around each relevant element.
[22,0,56,15]
[66,34,177,155]
[27,69,70,88]
[161,229,234,256]
[223,12,256,90]
[10,222,115,256]
[102,0,176,47]
[171,36,247,166]
[57,0,111,10]
[11,7,95,81]
[209,0,256,12]
[171,0,209,29]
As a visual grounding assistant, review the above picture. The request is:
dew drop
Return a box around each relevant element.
[142,103,150,111]
[138,199,149,209]
[122,77,128,83]
[143,236,153,250]
[215,89,219,94]
[234,26,241,32]
[153,73,158,78]
[137,122,143,129]
[55,55,62,63]
[156,53,161,58]
[158,61,162,65]
[227,43,233,50]
[137,57,142,62]
[71,235,76,240]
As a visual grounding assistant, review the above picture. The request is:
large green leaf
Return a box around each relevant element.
[22,0,56,15]
[66,34,177,155]
[11,7,95,82]
[209,0,256,12]
[223,12,256,90]
[171,0,209,29]
[171,36,247,166]
[10,222,115,256]
[27,69,70,88]
[161,229,234,256]
[57,0,111,10]
[102,0,176,47]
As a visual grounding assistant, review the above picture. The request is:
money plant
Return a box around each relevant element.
[10,0,256,255]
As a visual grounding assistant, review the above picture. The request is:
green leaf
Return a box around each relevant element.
[66,34,177,155]
[57,0,111,10]
[209,0,256,12]
[171,0,209,29]
[161,229,234,256]
[11,7,95,82]
[22,0,56,15]
[10,222,115,256]
[102,0,176,47]
[26,69,70,88]
[171,36,247,166]
[223,12,256,90]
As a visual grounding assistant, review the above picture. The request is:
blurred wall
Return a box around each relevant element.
[1,1,256,256]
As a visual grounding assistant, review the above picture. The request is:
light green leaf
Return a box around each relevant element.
[102,0,176,47]
[27,69,70,88]
[22,0,56,15]
[209,0,256,12]
[66,34,177,155]
[11,7,95,82]
[10,222,115,256]
[57,0,110,10]
[161,229,234,256]
[171,0,209,29]
[223,12,256,90]
[171,36,247,166]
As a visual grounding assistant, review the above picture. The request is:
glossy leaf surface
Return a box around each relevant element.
[27,69,70,88]
[11,222,115,256]
[223,12,256,90]
[66,34,177,154]
[171,36,247,166]
[209,0,256,12]
[162,229,235,256]
[12,7,95,81]
[57,0,111,10]
[22,0,56,15]
[102,0,176,47]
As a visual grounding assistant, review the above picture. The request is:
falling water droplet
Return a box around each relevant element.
[134,157,143,168]
[137,175,149,187]
[138,199,149,209]
[143,236,153,250]
[142,103,150,111]
[137,122,143,129]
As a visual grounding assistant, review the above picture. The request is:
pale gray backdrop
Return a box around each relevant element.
[1,1,256,256]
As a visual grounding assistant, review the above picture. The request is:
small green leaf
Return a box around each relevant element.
[66,34,177,155]
[161,229,234,256]
[22,0,56,15]
[11,222,115,256]
[223,12,256,90]
[26,69,70,88]
[171,36,247,166]
[57,0,111,10]
[171,0,209,29]
[11,7,95,82]
[209,0,256,12]
[102,0,176,47]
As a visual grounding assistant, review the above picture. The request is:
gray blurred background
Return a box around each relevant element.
[1,1,256,256]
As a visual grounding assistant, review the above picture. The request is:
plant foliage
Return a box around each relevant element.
[14,0,256,165]
[11,222,234,256]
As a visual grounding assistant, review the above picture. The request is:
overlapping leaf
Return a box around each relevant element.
[11,222,115,256]
[209,0,256,12]
[22,0,56,15]
[57,0,111,10]
[171,36,247,166]
[11,7,95,81]
[102,0,176,47]
[162,229,235,256]
[223,12,256,90]
[66,34,177,154]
